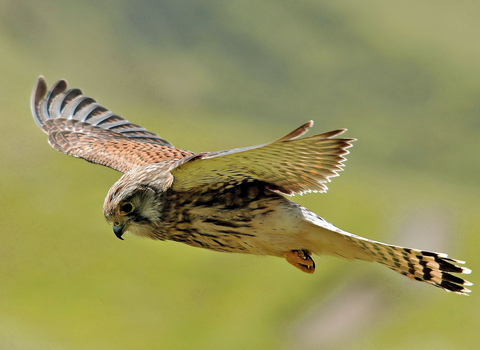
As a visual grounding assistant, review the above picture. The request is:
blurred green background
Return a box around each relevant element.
[1,0,479,348]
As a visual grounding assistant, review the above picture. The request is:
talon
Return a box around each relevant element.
[284,249,315,274]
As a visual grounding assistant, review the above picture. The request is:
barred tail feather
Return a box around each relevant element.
[346,236,473,295]
[298,205,471,295]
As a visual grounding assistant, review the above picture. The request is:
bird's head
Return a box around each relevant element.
[103,164,174,240]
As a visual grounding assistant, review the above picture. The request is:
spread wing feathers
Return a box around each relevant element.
[31,76,194,173]
[172,121,355,195]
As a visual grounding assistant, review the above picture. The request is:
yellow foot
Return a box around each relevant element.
[284,250,315,274]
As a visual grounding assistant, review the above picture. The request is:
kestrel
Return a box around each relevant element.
[31,76,472,295]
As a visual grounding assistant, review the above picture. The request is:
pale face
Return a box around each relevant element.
[104,182,164,240]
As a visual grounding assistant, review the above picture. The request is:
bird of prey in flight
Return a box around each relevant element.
[31,77,472,295]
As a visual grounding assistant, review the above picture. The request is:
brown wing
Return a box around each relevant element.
[171,121,355,195]
[30,76,194,173]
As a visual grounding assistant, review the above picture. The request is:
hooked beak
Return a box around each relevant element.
[113,222,126,240]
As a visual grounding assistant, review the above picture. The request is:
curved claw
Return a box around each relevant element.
[284,249,315,274]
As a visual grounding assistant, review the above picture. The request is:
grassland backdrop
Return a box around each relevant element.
[0,0,479,349]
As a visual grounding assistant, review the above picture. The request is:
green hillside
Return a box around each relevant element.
[0,0,479,349]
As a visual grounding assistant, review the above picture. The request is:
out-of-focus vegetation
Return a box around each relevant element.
[0,0,479,349]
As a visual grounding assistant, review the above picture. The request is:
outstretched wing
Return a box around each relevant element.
[31,76,194,173]
[171,121,355,195]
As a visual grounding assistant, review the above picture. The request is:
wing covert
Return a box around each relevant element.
[171,121,355,195]
[31,76,194,173]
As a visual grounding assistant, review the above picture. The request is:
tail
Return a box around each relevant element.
[345,234,472,295]
[302,210,472,295]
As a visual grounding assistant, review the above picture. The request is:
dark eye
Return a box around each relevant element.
[120,202,134,214]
